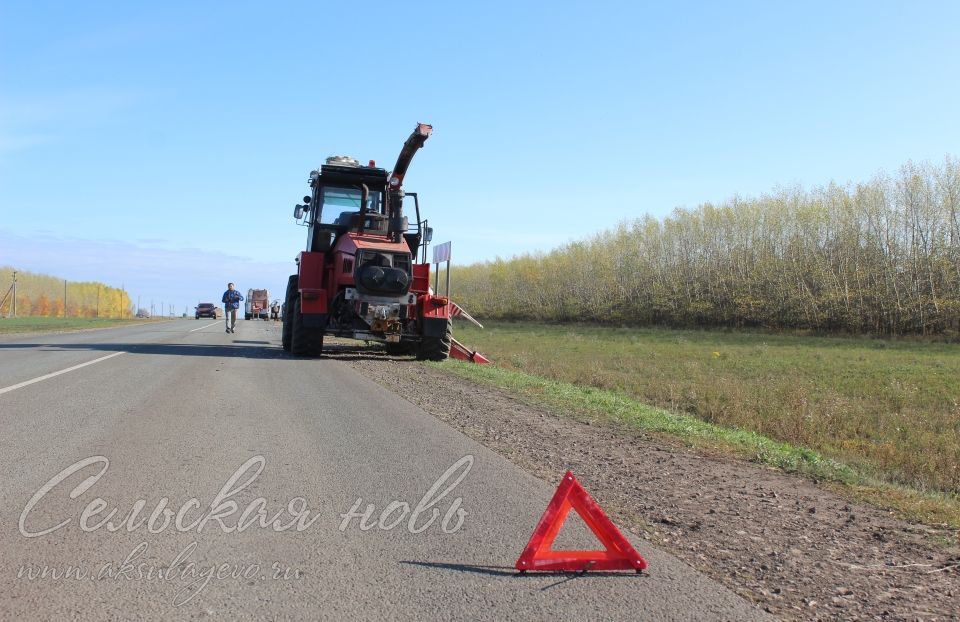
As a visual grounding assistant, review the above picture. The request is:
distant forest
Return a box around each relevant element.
[0,267,131,318]
[451,157,960,336]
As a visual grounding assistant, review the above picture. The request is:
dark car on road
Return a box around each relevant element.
[195,303,218,319]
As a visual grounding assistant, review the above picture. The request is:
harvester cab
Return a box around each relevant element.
[283,124,490,364]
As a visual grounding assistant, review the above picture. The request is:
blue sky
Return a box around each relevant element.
[1,1,958,313]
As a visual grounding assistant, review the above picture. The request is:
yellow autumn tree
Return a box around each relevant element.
[36,294,51,317]
[451,156,960,336]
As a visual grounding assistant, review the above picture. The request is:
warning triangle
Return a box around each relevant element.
[515,471,647,573]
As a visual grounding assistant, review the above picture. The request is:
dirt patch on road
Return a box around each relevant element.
[330,344,960,620]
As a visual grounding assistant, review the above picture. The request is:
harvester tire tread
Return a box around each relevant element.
[417,320,451,361]
[282,275,296,352]
[291,296,323,357]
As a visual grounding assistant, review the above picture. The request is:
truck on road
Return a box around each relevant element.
[245,289,270,320]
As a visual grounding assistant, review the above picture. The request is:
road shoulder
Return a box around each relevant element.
[344,351,960,621]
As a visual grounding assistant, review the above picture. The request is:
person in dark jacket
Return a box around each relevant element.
[221,283,244,333]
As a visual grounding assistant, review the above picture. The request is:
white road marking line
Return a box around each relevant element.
[189,321,222,333]
[0,351,126,396]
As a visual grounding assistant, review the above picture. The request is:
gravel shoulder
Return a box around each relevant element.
[330,343,960,621]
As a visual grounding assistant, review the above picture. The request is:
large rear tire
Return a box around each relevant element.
[291,296,324,356]
[282,275,296,352]
[417,319,451,361]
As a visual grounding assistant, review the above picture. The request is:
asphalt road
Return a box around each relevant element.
[0,320,770,621]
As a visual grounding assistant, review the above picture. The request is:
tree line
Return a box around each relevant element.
[0,267,132,318]
[450,157,960,335]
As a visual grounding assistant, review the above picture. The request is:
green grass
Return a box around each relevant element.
[434,355,960,528]
[0,317,156,334]
[439,359,857,479]
[449,322,960,502]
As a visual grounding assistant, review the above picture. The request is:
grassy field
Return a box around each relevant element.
[0,317,156,334]
[451,322,960,501]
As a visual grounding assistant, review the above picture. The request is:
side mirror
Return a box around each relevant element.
[294,205,304,219]
[303,195,311,204]
[424,227,434,243]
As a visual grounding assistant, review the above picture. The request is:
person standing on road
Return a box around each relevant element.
[221,283,243,333]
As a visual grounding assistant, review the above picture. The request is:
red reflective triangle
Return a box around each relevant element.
[515,471,647,572]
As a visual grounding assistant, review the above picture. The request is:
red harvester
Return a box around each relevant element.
[282,124,490,364]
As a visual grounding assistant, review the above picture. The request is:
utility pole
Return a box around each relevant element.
[12,271,16,318]
[64,280,67,318]
[137,295,141,317]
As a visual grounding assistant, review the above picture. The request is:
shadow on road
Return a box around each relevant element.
[399,561,518,577]
[0,342,287,360]
[0,341,420,362]
[399,560,646,589]
[320,342,414,362]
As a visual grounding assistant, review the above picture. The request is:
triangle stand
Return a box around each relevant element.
[515,471,647,573]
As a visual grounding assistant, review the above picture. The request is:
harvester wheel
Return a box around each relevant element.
[417,320,452,361]
[282,275,296,352]
[291,297,324,356]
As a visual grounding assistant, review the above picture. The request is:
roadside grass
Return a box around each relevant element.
[0,317,158,335]
[441,322,960,527]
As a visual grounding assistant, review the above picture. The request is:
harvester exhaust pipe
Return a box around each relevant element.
[388,123,433,242]
[357,184,369,234]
